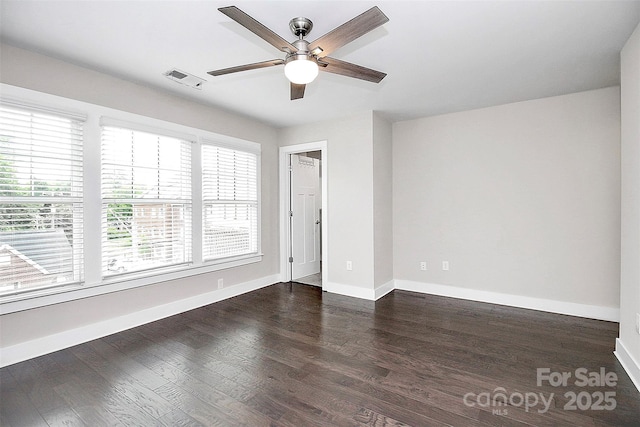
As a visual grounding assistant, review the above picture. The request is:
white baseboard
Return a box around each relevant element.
[324,281,376,300]
[322,279,394,301]
[374,280,395,300]
[614,338,640,393]
[394,280,620,322]
[0,274,279,368]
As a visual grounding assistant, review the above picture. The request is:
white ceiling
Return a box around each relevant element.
[2,1,639,128]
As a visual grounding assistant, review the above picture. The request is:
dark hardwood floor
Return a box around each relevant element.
[1,283,639,426]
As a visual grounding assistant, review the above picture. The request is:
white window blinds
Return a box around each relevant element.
[202,143,258,260]
[101,125,192,277]
[0,104,84,294]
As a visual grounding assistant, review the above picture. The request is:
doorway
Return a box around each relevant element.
[290,152,321,286]
[279,142,328,289]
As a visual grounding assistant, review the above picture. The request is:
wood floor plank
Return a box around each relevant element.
[301,365,491,426]
[151,360,272,426]
[0,368,49,427]
[157,408,206,427]
[154,381,267,427]
[54,375,150,426]
[69,343,175,420]
[88,338,170,391]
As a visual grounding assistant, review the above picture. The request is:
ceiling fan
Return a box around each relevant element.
[208,5,389,100]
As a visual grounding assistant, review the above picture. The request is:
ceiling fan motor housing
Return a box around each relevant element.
[284,37,319,84]
[289,17,313,38]
[285,38,318,68]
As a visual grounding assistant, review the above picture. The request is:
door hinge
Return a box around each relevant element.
[289,256,294,263]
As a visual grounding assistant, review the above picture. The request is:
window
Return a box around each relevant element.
[0,85,263,310]
[202,143,258,260]
[0,103,84,294]
[101,124,192,277]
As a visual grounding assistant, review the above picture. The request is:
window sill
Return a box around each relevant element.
[0,253,263,315]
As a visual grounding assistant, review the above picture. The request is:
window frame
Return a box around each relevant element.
[100,120,195,279]
[201,140,260,263]
[0,84,262,315]
[0,100,86,294]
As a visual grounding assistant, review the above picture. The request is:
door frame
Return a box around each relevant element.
[279,141,328,288]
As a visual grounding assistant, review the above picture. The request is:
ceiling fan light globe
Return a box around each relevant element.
[284,57,319,85]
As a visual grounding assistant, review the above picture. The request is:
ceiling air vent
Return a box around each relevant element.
[164,69,206,90]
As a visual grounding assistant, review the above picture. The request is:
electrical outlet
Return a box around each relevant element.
[420,262,427,271]
[346,261,353,271]
[217,278,224,289]
[636,313,640,335]
[442,261,449,271]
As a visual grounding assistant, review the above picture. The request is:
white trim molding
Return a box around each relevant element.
[0,274,279,368]
[323,280,394,301]
[614,339,640,393]
[324,281,375,300]
[374,280,395,300]
[278,141,328,289]
[394,280,620,322]
[0,254,263,315]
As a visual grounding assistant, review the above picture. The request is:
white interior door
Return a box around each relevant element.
[291,154,321,280]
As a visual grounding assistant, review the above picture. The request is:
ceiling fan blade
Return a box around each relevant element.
[319,57,386,83]
[208,59,284,76]
[219,6,297,54]
[291,83,306,100]
[308,6,388,58]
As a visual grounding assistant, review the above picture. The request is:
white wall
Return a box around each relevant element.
[279,112,376,294]
[0,44,280,360]
[616,21,640,390]
[373,113,393,288]
[393,88,621,317]
[0,44,274,143]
